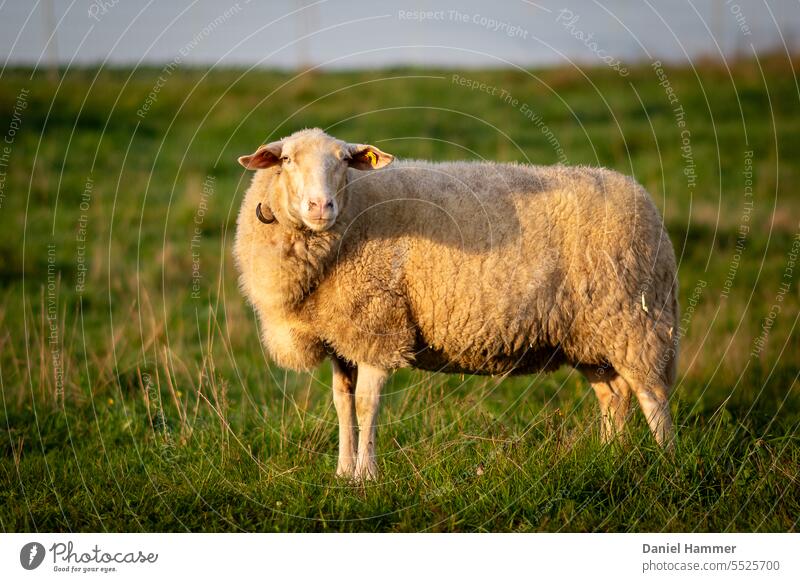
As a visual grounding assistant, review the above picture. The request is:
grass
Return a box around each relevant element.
[0,55,799,532]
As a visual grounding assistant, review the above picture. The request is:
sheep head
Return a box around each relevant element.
[238,128,394,232]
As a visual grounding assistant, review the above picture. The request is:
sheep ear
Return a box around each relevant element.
[347,144,394,171]
[238,141,283,170]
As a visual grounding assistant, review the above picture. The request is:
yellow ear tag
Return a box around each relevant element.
[365,150,378,167]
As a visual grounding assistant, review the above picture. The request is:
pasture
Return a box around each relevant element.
[0,56,798,531]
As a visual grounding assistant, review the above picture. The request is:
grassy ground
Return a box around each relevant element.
[0,56,798,532]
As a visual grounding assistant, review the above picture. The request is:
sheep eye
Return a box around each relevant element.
[281,156,291,165]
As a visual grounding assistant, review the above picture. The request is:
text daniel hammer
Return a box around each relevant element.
[643,543,737,554]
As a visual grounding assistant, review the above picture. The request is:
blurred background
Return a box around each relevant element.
[0,1,798,532]
[2,0,800,70]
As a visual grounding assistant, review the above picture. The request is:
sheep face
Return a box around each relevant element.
[238,129,393,232]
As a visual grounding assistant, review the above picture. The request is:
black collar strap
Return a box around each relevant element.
[256,202,276,224]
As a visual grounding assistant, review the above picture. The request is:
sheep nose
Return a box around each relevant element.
[304,197,336,222]
[307,199,334,211]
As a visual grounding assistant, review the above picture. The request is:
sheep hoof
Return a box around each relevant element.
[354,462,379,482]
[335,463,356,479]
[600,430,629,447]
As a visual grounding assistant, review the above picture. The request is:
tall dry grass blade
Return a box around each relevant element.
[204,354,229,462]
[393,437,427,485]
[12,435,24,471]
[36,289,49,408]
[192,357,205,430]
[138,366,155,435]
[152,343,167,438]
[161,346,186,437]
[4,322,25,409]
[165,347,198,438]
[137,286,165,367]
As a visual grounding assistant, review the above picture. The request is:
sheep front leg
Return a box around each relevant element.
[620,370,675,451]
[632,380,675,450]
[331,356,357,478]
[354,363,388,481]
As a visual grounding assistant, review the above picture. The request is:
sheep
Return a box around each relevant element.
[234,128,679,480]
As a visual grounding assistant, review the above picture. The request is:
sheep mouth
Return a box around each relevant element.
[303,217,336,232]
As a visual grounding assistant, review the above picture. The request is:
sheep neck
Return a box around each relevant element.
[261,216,344,312]
[247,169,354,312]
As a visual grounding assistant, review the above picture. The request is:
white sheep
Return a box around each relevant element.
[234,128,679,480]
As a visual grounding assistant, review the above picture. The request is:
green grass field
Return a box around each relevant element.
[0,56,798,532]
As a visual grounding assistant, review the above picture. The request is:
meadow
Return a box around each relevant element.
[0,56,798,532]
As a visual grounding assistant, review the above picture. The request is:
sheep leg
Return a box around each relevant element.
[592,377,633,443]
[579,366,632,442]
[354,363,388,481]
[331,356,358,477]
[624,373,675,450]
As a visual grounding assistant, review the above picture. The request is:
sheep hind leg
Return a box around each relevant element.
[354,363,388,481]
[579,366,632,443]
[331,356,357,478]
